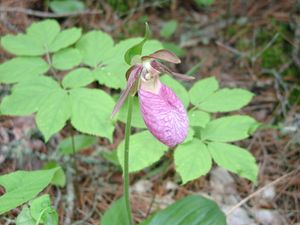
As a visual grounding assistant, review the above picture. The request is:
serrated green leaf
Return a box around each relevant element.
[0,57,49,84]
[36,89,70,141]
[16,206,36,225]
[183,127,195,143]
[160,75,189,108]
[188,110,210,127]
[62,68,94,89]
[52,48,82,70]
[1,34,45,56]
[141,195,226,225]
[43,162,66,187]
[101,197,127,225]
[117,131,168,172]
[124,23,151,65]
[49,27,82,52]
[201,115,258,142]
[174,139,212,184]
[0,168,59,215]
[208,142,258,182]
[27,20,60,48]
[69,88,115,141]
[0,76,60,116]
[49,0,85,14]
[198,88,254,112]
[58,134,97,155]
[76,30,114,68]
[117,96,146,128]
[160,20,177,39]
[189,77,219,106]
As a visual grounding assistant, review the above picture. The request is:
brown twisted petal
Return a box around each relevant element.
[150,60,195,81]
[142,49,181,64]
[111,65,143,118]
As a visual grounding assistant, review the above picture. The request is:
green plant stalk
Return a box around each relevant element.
[124,95,134,225]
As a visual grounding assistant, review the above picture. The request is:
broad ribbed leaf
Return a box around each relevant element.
[160,20,177,39]
[208,142,258,182]
[0,76,60,116]
[16,206,36,225]
[160,75,189,108]
[0,57,49,84]
[101,197,127,225]
[198,88,254,112]
[49,0,85,14]
[188,110,210,127]
[141,195,226,225]
[62,68,94,88]
[49,27,82,52]
[189,77,219,106]
[36,89,71,141]
[58,135,97,155]
[52,48,82,70]
[76,30,114,68]
[0,168,59,215]
[117,131,168,172]
[201,115,259,142]
[69,88,115,141]
[174,139,212,183]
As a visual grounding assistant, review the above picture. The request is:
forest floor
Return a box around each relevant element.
[0,0,299,224]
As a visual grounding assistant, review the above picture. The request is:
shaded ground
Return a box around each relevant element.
[0,0,299,224]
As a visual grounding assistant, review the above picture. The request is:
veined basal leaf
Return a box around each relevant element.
[0,57,49,84]
[101,197,127,225]
[201,115,259,142]
[189,77,219,106]
[52,48,82,70]
[62,68,95,89]
[198,88,254,112]
[117,131,168,173]
[208,142,258,182]
[0,76,61,116]
[174,139,212,184]
[58,134,97,155]
[0,168,59,215]
[69,88,115,141]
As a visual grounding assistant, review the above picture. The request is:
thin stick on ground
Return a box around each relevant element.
[226,168,299,216]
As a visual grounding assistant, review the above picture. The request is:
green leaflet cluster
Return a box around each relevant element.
[0,19,163,141]
[116,76,259,184]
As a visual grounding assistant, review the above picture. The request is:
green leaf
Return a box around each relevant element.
[189,77,219,106]
[201,115,259,142]
[188,110,210,127]
[0,57,49,84]
[76,30,114,68]
[0,76,61,116]
[27,20,60,48]
[124,22,151,65]
[16,206,36,225]
[141,195,226,225]
[62,68,94,89]
[1,34,45,56]
[58,134,97,155]
[160,20,177,39]
[101,150,120,166]
[0,168,59,215]
[195,0,215,6]
[183,127,195,144]
[198,88,254,112]
[160,75,190,108]
[49,0,85,14]
[36,89,70,141]
[208,142,258,182]
[69,88,115,141]
[52,48,82,70]
[117,96,146,128]
[117,131,168,173]
[174,139,212,184]
[101,197,127,225]
[49,27,82,52]
[1,20,60,56]
[43,162,66,187]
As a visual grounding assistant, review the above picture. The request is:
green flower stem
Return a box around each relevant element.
[124,95,134,225]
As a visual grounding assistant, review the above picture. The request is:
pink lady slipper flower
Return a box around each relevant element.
[112,50,193,147]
